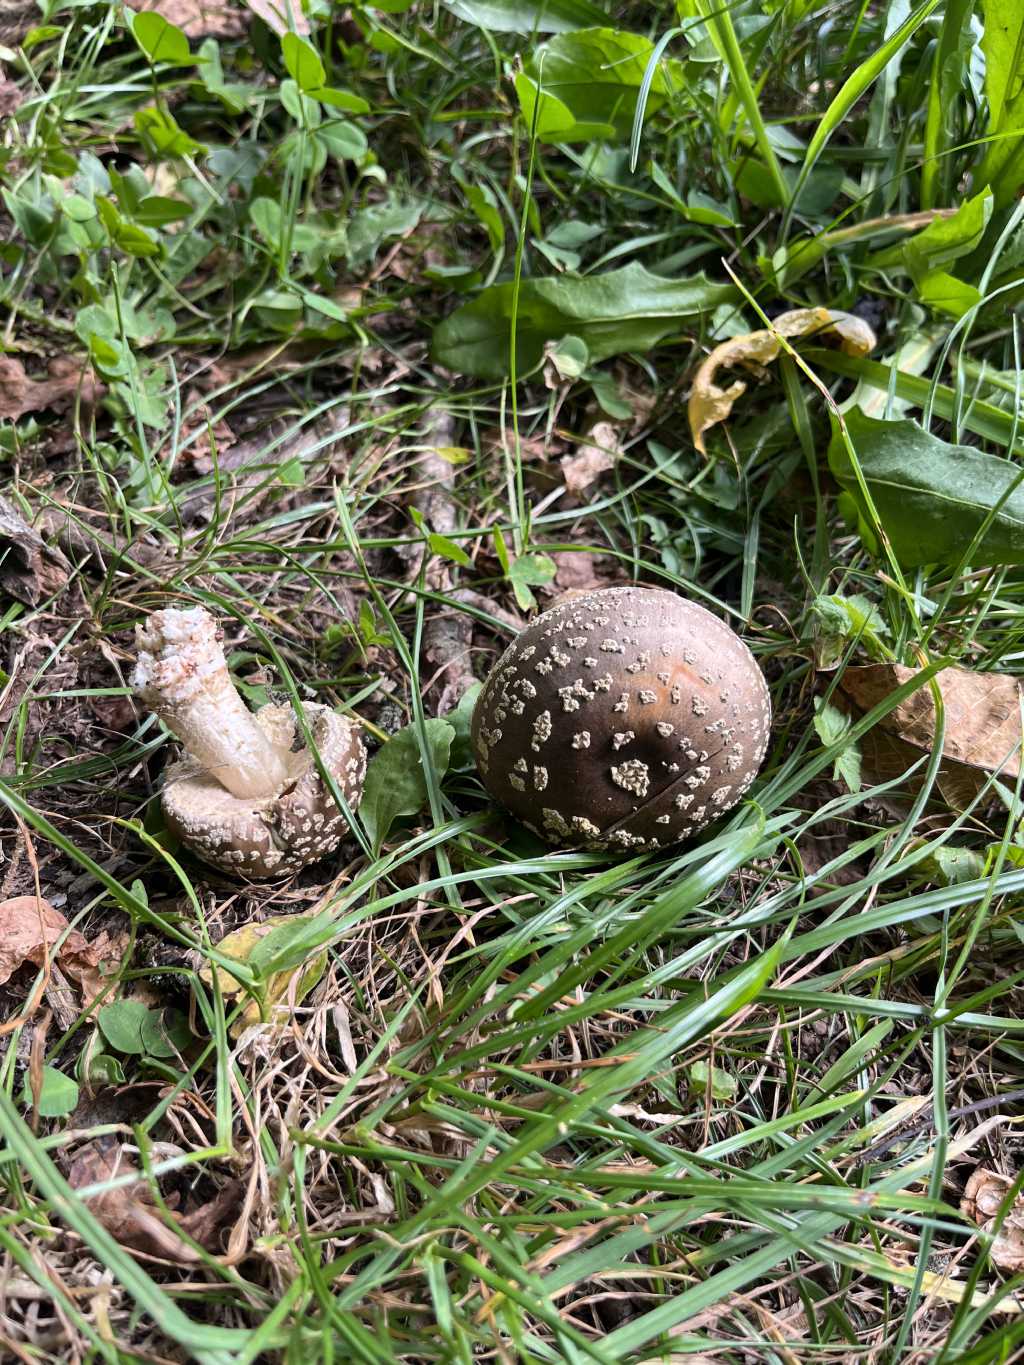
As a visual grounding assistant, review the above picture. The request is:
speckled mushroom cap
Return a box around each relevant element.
[471,585,770,852]
[161,702,366,877]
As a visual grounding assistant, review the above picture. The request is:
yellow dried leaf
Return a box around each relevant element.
[688,308,876,455]
[200,916,326,1036]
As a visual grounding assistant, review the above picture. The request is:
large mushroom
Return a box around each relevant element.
[471,585,770,851]
[132,606,366,877]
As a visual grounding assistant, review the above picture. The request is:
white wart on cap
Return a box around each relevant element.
[471,585,770,851]
[133,607,366,877]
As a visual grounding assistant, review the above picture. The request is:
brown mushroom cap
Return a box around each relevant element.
[471,585,770,851]
[161,702,366,877]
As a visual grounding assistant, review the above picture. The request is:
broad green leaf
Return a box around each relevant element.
[21,1065,78,1118]
[431,262,736,379]
[361,720,455,853]
[979,0,1024,206]
[131,11,192,66]
[809,348,1024,455]
[140,1008,191,1058]
[282,32,325,92]
[98,1000,153,1055]
[112,220,161,258]
[298,288,349,322]
[443,0,608,32]
[428,532,473,567]
[317,119,368,162]
[918,844,986,886]
[463,182,504,255]
[813,698,862,793]
[280,77,320,123]
[134,107,205,158]
[869,188,993,275]
[313,86,370,113]
[915,270,981,318]
[828,407,1024,568]
[508,551,556,610]
[522,28,685,139]
[546,333,589,380]
[346,194,428,265]
[133,194,192,226]
[688,1060,737,1100]
[249,195,283,247]
[514,72,614,143]
[448,682,482,770]
[810,592,888,669]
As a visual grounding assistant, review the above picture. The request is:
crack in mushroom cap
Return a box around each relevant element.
[161,703,367,877]
[471,585,771,851]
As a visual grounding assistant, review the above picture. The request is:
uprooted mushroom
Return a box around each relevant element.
[132,606,366,877]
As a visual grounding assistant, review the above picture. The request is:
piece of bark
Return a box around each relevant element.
[0,497,70,605]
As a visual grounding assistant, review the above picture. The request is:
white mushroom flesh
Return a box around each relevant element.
[132,606,289,800]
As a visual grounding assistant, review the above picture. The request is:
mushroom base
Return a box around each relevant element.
[161,702,366,877]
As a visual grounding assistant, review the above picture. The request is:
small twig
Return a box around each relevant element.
[856,1088,1024,1164]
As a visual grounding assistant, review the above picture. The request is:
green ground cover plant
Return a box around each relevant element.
[2,0,1024,1360]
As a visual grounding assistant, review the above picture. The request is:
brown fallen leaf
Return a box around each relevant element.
[0,497,70,605]
[0,896,112,989]
[560,421,621,495]
[834,662,1024,811]
[838,664,1023,779]
[131,0,248,38]
[0,79,23,117]
[962,1168,1024,1271]
[72,928,130,1008]
[176,389,237,469]
[551,550,611,594]
[241,0,309,35]
[67,1136,240,1263]
[688,308,876,455]
[0,356,104,422]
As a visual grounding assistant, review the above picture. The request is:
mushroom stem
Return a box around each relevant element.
[132,606,289,800]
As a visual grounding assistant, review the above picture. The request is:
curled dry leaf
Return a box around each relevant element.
[0,497,70,606]
[689,308,876,455]
[67,1136,240,1263]
[560,421,621,495]
[0,356,104,423]
[0,897,114,992]
[961,1168,1024,1271]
